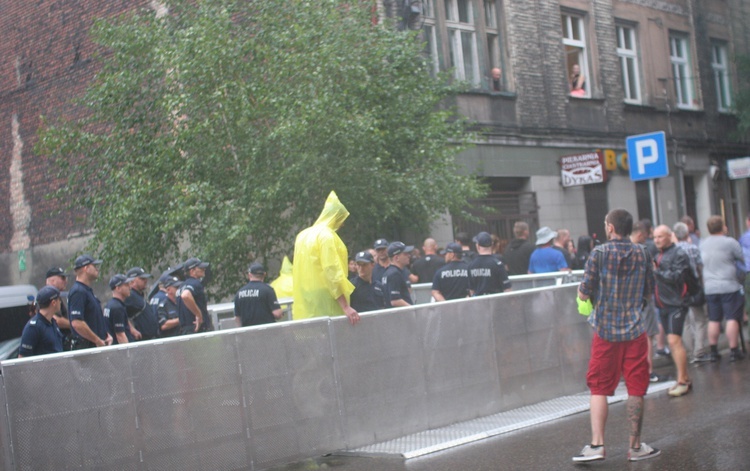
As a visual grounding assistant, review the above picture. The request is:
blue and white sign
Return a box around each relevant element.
[626,131,668,181]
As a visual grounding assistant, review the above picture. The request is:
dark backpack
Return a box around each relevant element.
[684,268,705,307]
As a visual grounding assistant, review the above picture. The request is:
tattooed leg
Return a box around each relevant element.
[627,395,644,448]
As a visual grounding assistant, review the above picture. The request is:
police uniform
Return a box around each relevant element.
[432,260,471,300]
[105,297,133,344]
[19,313,63,356]
[234,280,281,327]
[178,275,212,334]
[468,254,512,295]
[350,275,386,312]
[46,267,72,348]
[382,264,413,305]
[68,280,107,349]
[411,254,445,284]
[157,296,180,337]
[124,288,160,340]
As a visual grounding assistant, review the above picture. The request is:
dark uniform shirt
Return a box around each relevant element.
[432,260,470,300]
[234,280,281,327]
[411,255,445,284]
[468,255,512,296]
[349,276,386,312]
[382,265,413,305]
[373,263,389,288]
[177,277,212,333]
[125,289,160,340]
[105,297,133,344]
[19,313,63,356]
[157,296,180,337]
[68,280,108,342]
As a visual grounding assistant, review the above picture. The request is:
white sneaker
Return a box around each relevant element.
[628,442,661,461]
[572,444,605,462]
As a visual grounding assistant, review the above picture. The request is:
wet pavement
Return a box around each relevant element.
[268,355,750,471]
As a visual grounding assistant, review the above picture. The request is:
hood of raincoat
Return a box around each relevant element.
[313,191,349,232]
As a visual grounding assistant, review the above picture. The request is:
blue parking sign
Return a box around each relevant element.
[626,131,668,181]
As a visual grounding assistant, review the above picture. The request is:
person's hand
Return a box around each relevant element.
[131,327,142,340]
[194,318,202,332]
[576,296,593,316]
[104,333,113,346]
[343,306,360,325]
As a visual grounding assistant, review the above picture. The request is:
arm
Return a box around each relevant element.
[71,320,106,347]
[391,299,410,307]
[157,302,180,331]
[53,314,71,330]
[116,332,129,344]
[654,251,690,285]
[180,289,203,331]
[272,308,283,320]
[235,316,242,327]
[129,320,142,340]
[431,290,446,302]
[336,295,359,325]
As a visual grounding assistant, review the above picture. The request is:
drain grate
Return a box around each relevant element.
[341,381,676,459]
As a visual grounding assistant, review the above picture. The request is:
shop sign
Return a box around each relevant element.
[560,151,606,187]
[727,157,750,180]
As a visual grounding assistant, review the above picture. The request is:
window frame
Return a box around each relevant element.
[422,0,440,77]
[711,41,732,112]
[616,24,641,104]
[561,12,591,99]
[669,34,697,110]
[445,0,481,87]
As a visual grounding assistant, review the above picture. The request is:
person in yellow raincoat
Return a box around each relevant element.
[292,191,359,325]
[270,256,294,299]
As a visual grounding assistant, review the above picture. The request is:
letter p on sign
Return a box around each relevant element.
[626,131,668,181]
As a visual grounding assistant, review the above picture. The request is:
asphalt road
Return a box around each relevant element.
[269,356,750,471]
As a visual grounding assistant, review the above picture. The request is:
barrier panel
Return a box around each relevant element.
[0,283,589,470]
[0,375,11,471]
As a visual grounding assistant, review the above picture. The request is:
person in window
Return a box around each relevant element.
[569,64,586,96]
[490,67,502,91]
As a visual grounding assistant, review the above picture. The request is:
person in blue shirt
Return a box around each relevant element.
[349,251,386,312]
[125,267,160,340]
[528,227,570,274]
[19,286,64,357]
[178,257,213,334]
[382,242,414,307]
[105,274,136,345]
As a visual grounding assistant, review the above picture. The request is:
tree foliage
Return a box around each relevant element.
[37,0,484,297]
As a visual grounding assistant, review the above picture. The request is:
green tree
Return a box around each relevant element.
[37,0,484,297]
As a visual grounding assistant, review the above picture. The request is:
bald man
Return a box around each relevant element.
[653,225,691,397]
[410,238,445,284]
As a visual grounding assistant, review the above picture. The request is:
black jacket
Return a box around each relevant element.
[654,243,690,308]
[503,239,535,275]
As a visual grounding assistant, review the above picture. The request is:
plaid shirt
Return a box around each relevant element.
[579,239,654,342]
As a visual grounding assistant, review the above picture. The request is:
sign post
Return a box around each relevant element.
[626,131,668,224]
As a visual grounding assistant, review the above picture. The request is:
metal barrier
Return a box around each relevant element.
[0,283,589,470]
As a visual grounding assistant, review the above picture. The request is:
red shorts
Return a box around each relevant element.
[586,333,649,396]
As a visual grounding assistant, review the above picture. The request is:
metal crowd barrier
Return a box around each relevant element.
[0,283,590,471]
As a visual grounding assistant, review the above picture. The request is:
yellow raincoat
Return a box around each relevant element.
[270,256,294,299]
[292,191,355,319]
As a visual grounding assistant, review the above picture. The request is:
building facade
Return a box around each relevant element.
[1,0,750,286]
[420,0,750,243]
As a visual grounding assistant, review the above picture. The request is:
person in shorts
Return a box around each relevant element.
[573,209,660,463]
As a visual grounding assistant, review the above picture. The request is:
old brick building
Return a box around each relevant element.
[1,0,750,285]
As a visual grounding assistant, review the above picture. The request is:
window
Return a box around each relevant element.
[562,13,590,98]
[616,25,641,104]
[485,0,501,90]
[669,34,696,109]
[445,0,480,86]
[422,0,439,76]
[711,41,732,111]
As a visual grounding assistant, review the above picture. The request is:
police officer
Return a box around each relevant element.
[68,254,112,349]
[383,242,414,307]
[105,274,136,345]
[469,232,512,296]
[157,276,181,337]
[124,267,160,340]
[431,243,470,301]
[45,267,72,349]
[350,251,386,312]
[177,257,213,334]
[18,286,64,357]
[149,273,170,313]
[234,263,282,327]
[372,238,390,285]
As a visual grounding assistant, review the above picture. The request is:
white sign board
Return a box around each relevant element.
[727,157,750,180]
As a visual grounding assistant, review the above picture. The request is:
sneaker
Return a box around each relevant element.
[649,372,666,382]
[572,444,605,462]
[709,351,722,362]
[730,350,745,362]
[628,442,661,461]
[668,382,691,397]
[655,347,671,357]
[691,353,712,363]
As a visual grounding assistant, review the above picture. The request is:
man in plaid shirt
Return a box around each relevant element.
[572,209,660,463]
